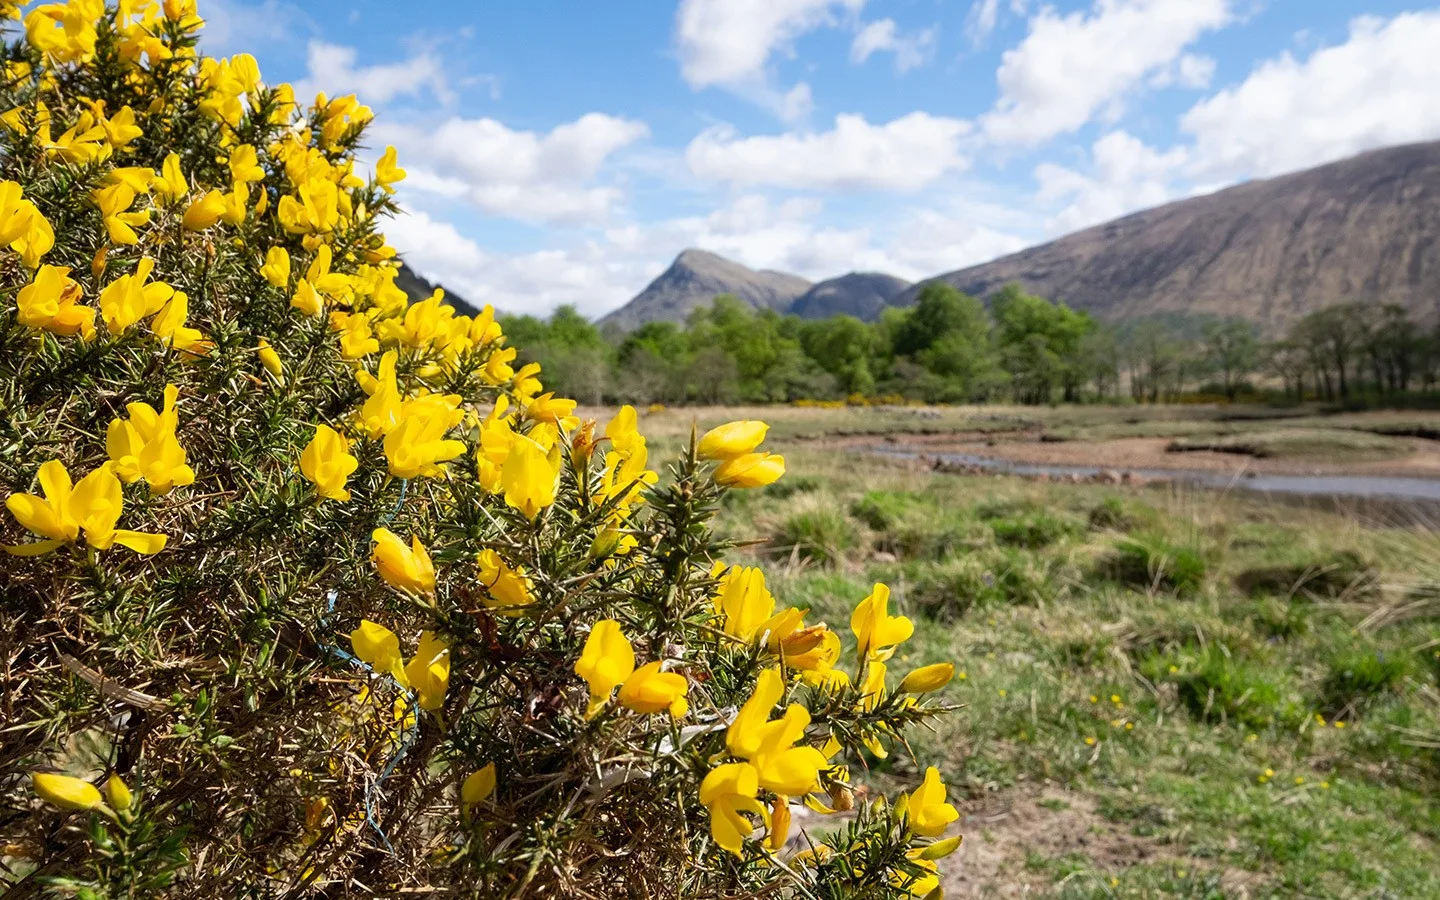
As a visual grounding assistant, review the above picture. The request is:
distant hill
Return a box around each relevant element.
[788,272,912,320]
[600,249,812,330]
[396,260,479,318]
[894,141,1440,331]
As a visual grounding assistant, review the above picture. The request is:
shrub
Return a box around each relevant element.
[0,8,956,897]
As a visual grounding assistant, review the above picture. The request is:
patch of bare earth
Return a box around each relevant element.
[944,789,1165,898]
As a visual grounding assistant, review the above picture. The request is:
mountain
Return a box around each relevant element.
[788,272,913,320]
[600,249,812,330]
[894,141,1440,331]
[396,260,480,318]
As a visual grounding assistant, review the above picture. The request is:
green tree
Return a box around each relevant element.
[1202,318,1259,399]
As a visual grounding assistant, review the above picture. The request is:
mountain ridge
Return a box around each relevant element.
[599,248,813,330]
[894,141,1440,330]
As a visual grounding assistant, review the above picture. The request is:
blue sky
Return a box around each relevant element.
[201,0,1440,318]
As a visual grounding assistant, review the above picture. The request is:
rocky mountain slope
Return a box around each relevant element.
[788,272,913,320]
[895,141,1440,331]
[599,249,812,330]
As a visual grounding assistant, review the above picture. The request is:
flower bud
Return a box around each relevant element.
[900,663,955,694]
[713,452,784,489]
[462,763,496,815]
[104,774,132,811]
[32,773,104,812]
[920,835,963,860]
[698,420,768,460]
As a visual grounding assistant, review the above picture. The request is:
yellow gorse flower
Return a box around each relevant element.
[476,548,535,616]
[350,619,407,683]
[906,767,959,838]
[725,669,827,796]
[375,145,405,192]
[383,394,467,480]
[0,179,54,268]
[402,631,450,712]
[4,460,166,556]
[461,763,496,815]
[618,661,689,718]
[299,424,358,502]
[851,582,913,662]
[257,338,283,379]
[699,762,766,856]
[713,565,775,643]
[501,434,559,520]
[16,264,95,339]
[260,246,290,289]
[97,257,174,334]
[105,384,195,494]
[575,619,634,718]
[371,527,436,594]
[182,188,226,230]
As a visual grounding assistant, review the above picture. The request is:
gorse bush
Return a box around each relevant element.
[0,4,961,897]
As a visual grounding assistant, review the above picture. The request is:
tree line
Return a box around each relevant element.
[499,284,1440,406]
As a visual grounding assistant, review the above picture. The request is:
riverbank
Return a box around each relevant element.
[845,433,1440,480]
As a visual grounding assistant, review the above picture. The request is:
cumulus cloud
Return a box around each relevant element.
[674,0,865,120]
[675,0,865,87]
[1035,131,1187,233]
[850,19,937,73]
[386,210,645,319]
[299,41,452,106]
[686,112,971,191]
[983,0,1233,146]
[1181,11,1440,180]
[373,113,649,226]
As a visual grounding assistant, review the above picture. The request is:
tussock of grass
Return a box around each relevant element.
[770,495,862,566]
[1320,647,1413,715]
[1101,534,1208,596]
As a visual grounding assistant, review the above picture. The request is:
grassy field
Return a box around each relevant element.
[639,405,1440,898]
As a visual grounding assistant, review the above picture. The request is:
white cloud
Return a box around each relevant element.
[675,0,866,87]
[299,41,451,106]
[374,113,649,226]
[387,210,645,319]
[390,191,1033,319]
[674,0,865,120]
[198,0,307,57]
[1175,53,1216,89]
[983,0,1233,146]
[965,0,1002,46]
[1035,131,1187,233]
[850,19,937,72]
[1181,11,1440,180]
[686,112,971,191]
